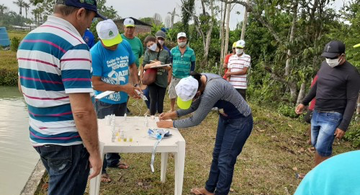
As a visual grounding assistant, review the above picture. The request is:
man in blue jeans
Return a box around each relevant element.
[91,19,141,182]
[296,40,360,167]
[17,0,105,194]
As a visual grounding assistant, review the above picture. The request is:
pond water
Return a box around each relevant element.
[0,86,39,195]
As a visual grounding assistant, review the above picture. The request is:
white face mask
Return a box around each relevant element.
[236,49,244,55]
[178,42,186,48]
[148,43,157,52]
[158,40,165,46]
[326,57,340,68]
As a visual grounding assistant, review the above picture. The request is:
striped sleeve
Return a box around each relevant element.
[60,44,93,94]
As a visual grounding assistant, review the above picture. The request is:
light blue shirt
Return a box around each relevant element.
[91,40,135,104]
[295,151,360,195]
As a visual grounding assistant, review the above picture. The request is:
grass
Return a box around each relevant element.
[33,97,357,195]
[0,30,29,86]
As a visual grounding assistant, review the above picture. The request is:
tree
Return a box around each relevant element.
[23,2,30,19]
[13,0,25,16]
[181,0,195,35]
[0,4,8,16]
[181,0,216,68]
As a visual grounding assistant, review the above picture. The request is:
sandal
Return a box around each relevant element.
[101,173,111,183]
[117,162,129,169]
[296,173,306,179]
[190,188,214,195]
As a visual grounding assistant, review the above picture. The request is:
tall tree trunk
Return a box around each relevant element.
[296,82,306,105]
[224,1,231,59]
[286,0,299,102]
[220,1,226,67]
[285,0,298,77]
[202,0,215,68]
[240,0,250,40]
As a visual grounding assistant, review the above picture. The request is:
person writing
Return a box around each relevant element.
[157,72,253,195]
[141,35,171,117]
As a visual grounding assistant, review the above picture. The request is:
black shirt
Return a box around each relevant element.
[302,60,360,131]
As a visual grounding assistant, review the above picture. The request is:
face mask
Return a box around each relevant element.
[236,49,244,55]
[158,40,164,46]
[326,57,340,68]
[178,42,186,48]
[148,43,157,52]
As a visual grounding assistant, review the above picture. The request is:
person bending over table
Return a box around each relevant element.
[157,72,253,195]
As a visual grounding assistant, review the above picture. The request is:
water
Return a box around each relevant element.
[0,86,39,195]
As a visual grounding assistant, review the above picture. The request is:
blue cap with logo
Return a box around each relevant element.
[56,0,106,19]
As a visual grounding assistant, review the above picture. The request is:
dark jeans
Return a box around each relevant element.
[148,84,166,115]
[34,144,90,195]
[236,89,246,101]
[205,114,253,195]
[95,101,127,174]
[143,86,150,109]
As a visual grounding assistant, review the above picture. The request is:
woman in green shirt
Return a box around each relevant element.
[142,35,171,116]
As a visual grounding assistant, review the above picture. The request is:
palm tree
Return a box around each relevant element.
[13,0,25,16]
[0,4,8,16]
[23,2,29,19]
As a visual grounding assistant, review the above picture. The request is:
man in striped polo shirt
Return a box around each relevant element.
[168,32,196,111]
[225,40,251,100]
[17,0,104,194]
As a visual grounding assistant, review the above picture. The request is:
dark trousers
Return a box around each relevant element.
[236,89,246,101]
[95,101,127,174]
[143,86,150,109]
[205,115,253,195]
[148,84,166,115]
[35,144,90,195]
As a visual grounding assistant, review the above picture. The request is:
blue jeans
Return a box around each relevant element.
[143,87,150,109]
[205,114,253,195]
[34,144,90,195]
[95,101,127,174]
[311,110,343,157]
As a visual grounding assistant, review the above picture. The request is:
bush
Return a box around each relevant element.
[277,103,299,118]
[10,36,21,52]
[0,69,18,86]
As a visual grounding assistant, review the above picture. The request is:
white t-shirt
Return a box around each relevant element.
[228,53,251,89]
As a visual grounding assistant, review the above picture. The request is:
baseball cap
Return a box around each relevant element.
[155,30,166,39]
[232,42,237,48]
[96,19,122,47]
[56,0,106,19]
[235,40,245,48]
[175,76,199,109]
[123,18,135,27]
[321,40,345,58]
[177,32,187,39]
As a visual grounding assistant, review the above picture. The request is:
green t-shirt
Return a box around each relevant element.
[142,49,171,88]
[170,46,196,78]
[121,34,144,68]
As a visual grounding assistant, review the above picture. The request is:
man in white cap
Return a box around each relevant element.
[225,40,251,100]
[121,17,144,69]
[168,32,196,111]
[91,19,141,182]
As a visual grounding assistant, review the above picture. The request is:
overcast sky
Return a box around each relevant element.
[1,0,349,30]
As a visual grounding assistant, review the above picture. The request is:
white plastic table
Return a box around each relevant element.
[89,116,186,195]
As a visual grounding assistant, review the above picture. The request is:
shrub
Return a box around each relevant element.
[10,36,21,52]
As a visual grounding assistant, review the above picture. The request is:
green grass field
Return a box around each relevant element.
[33,99,357,195]
[2,31,358,195]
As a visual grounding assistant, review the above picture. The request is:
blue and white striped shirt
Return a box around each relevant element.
[17,15,93,146]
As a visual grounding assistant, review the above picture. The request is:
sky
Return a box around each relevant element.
[0,0,349,30]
